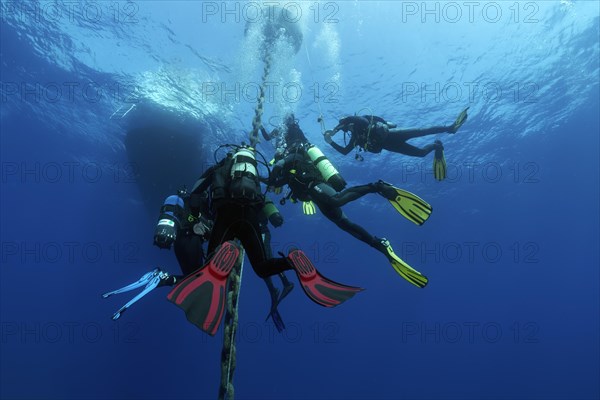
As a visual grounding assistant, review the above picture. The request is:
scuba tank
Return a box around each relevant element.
[262,197,284,227]
[306,144,347,191]
[262,197,279,219]
[229,146,263,203]
[153,194,185,249]
[230,147,258,177]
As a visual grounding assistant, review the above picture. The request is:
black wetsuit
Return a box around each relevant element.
[261,117,307,151]
[154,193,212,276]
[191,155,291,278]
[268,143,381,248]
[172,214,208,276]
[330,115,448,156]
[258,198,293,299]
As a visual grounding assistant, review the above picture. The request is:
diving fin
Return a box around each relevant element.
[433,140,447,181]
[376,180,432,225]
[167,241,242,336]
[265,301,286,332]
[264,274,294,332]
[375,238,428,288]
[302,200,317,215]
[450,107,469,133]
[286,248,362,307]
[102,268,177,320]
[278,279,294,302]
[270,307,286,332]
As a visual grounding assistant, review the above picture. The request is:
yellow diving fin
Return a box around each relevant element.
[433,140,447,181]
[450,107,469,133]
[377,238,428,288]
[302,201,317,215]
[376,181,432,226]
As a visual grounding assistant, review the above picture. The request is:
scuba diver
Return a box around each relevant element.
[153,187,212,274]
[104,183,302,334]
[260,113,293,150]
[265,113,347,191]
[324,107,469,181]
[265,118,431,289]
[153,187,293,332]
[102,188,209,322]
[164,143,361,335]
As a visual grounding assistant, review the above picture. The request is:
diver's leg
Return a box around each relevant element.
[206,206,239,255]
[263,275,279,302]
[174,234,206,276]
[311,183,377,208]
[261,227,273,259]
[389,126,451,140]
[237,208,291,278]
[279,272,292,286]
[317,204,374,246]
[261,225,293,294]
[384,139,438,157]
[260,227,279,297]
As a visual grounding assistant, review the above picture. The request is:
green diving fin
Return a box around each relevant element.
[376,181,432,226]
[433,140,447,181]
[450,107,469,133]
[375,238,428,288]
[302,201,317,215]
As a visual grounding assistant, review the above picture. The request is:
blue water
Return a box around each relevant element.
[1,2,599,399]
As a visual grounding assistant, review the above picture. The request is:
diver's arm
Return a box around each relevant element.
[190,165,217,195]
[328,135,355,155]
[394,108,468,136]
[326,121,356,155]
[261,159,285,187]
[260,126,271,141]
[261,126,282,142]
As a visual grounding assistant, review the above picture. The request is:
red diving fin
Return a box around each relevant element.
[287,249,363,307]
[167,241,242,336]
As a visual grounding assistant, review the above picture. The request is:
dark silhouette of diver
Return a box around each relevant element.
[103,147,359,334]
[265,119,431,288]
[324,108,468,177]
[260,113,296,150]
[153,187,212,274]
[169,144,360,334]
[152,187,293,331]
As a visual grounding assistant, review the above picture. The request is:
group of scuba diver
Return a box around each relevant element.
[103,107,469,336]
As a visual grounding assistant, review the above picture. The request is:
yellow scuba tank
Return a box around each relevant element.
[306,144,347,191]
[262,197,279,219]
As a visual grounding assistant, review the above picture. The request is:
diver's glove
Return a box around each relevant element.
[268,212,284,228]
[154,221,177,249]
[193,216,212,239]
[323,130,334,144]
